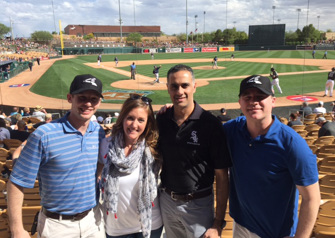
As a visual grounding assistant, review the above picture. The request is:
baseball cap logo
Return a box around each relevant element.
[246,76,262,84]
[83,78,97,87]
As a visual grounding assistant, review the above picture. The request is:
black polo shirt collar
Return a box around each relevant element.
[167,101,203,122]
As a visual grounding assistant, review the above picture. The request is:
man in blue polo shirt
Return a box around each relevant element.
[223,75,320,238]
[7,74,105,238]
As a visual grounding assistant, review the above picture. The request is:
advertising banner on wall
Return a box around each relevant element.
[183,48,200,53]
[166,48,182,53]
[219,47,235,52]
[201,47,218,52]
[142,48,157,53]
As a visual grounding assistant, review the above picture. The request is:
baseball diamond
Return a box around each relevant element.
[1,53,335,112]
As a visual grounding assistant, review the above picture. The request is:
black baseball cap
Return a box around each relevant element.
[239,75,274,97]
[70,74,103,98]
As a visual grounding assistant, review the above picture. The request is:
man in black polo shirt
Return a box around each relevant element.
[156,64,231,238]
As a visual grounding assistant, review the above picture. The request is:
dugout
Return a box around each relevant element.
[248,24,285,46]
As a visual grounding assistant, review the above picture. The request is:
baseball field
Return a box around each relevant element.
[1,50,335,112]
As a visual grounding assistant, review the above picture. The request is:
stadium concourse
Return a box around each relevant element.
[1,55,335,113]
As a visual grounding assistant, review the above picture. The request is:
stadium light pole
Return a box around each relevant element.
[194,15,198,43]
[186,0,188,44]
[133,0,136,25]
[296,9,301,30]
[317,15,320,31]
[9,17,14,40]
[272,6,276,24]
[203,11,206,42]
[306,0,310,26]
[51,0,57,33]
[118,0,123,42]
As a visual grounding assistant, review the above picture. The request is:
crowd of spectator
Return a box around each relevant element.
[0,38,58,61]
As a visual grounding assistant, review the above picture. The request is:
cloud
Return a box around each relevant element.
[1,0,334,38]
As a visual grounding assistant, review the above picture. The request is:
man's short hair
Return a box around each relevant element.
[17,120,26,129]
[167,64,195,84]
[45,113,52,121]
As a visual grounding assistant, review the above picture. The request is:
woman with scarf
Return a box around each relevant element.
[99,94,163,238]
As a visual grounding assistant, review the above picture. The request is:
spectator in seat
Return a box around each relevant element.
[32,105,47,121]
[217,108,231,123]
[9,107,19,117]
[33,113,53,129]
[298,101,313,117]
[10,120,30,142]
[287,112,303,127]
[316,117,335,137]
[313,101,326,114]
[97,116,104,124]
[4,117,12,131]
[0,118,10,147]
[22,107,31,117]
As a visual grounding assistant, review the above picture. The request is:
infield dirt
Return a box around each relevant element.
[2,56,335,111]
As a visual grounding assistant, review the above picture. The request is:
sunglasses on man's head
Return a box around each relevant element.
[129,94,152,105]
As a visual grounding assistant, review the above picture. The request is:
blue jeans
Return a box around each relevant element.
[106,226,163,238]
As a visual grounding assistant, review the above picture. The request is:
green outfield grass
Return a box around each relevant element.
[30,50,333,105]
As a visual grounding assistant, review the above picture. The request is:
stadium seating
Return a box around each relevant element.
[291,125,305,131]
[318,145,335,158]
[305,137,316,146]
[309,145,319,154]
[297,130,308,137]
[0,148,9,163]
[307,130,319,138]
[315,136,335,147]
[305,124,320,132]
[3,139,22,150]
[23,180,40,207]
[303,119,315,125]
[305,114,317,120]
[313,200,335,237]
[0,209,10,238]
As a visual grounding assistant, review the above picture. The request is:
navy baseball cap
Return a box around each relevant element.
[70,74,103,98]
[239,75,274,97]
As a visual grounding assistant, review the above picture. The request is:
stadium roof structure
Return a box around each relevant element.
[64,25,161,37]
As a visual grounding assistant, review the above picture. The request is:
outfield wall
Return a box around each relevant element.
[56,44,324,55]
[235,45,296,51]
[55,46,236,55]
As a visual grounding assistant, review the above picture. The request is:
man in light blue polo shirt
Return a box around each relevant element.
[7,74,106,238]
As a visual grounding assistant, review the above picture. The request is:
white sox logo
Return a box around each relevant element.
[187,130,200,145]
[247,76,262,85]
[190,131,198,143]
[83,78,97,86]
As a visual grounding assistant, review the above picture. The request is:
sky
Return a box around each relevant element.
[1,0,335,38]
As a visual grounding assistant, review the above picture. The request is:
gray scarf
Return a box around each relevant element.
[101,133,159,238]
